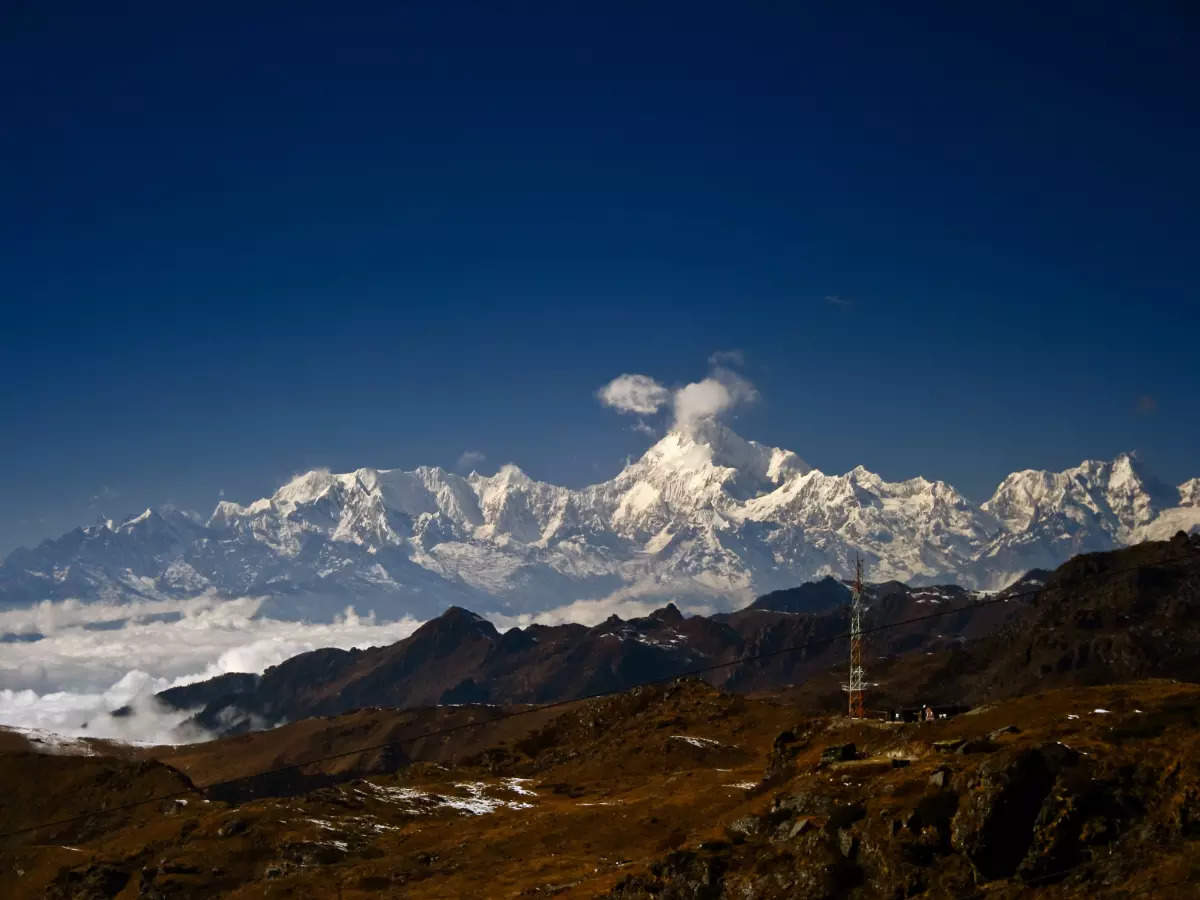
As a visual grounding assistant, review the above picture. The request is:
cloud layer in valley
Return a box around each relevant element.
[0,594,422,744]
[0,581,727,744]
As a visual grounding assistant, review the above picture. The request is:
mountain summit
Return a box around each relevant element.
[2,425,1197,618]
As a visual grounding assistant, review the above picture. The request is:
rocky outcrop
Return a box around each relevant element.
[608,680,1200,899]
[5,672,1199,898]
[951,744,1072,879]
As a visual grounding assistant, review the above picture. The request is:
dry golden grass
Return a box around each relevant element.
[0,679,1197,898]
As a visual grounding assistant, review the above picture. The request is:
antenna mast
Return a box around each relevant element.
[848,556,865,718]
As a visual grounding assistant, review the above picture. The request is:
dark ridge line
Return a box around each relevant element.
[0,549,1195,841]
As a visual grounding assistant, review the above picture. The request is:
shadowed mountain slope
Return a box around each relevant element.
[153,535,1199,740]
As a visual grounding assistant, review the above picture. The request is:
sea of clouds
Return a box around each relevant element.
[0,584,721,746]
[0,593,423,744]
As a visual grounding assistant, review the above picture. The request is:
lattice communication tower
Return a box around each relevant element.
[847,556,866,718]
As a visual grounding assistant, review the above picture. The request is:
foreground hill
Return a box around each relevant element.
[1,537,1198,897]
[1,678,1196,898]
[4,422,1197,619]
[928,531,1200,704]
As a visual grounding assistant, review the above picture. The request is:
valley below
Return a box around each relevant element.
[0,534,1198,898]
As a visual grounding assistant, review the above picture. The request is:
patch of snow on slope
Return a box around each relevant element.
[670,735,723,749]
[354,780,534,815]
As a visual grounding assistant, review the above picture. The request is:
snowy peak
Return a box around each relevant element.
[196,431,1193,599]
[1105,451,1178,532]
[114,506,205,540]
[1178,478,1200,508]
[983,451,1173,540]
[273,468,342,507]
[5,423,1196,619]
[966,450,1196,589]
[609,422,811,531]
[636,421,809,485]
[471,465,568,545]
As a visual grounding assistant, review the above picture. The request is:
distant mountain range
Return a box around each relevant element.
[2,420,1197,619]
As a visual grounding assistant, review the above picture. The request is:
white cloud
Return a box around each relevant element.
[599,359,758,430]
[707,349,745,368]
[456,449,487,471]
[0,579,751,744]
[597,374,670,415]
[0,681,201,747]
[674,379,732,424]
[672,367,759,427]
[0,594,423,744]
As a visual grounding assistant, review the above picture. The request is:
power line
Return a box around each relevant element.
[1,549,1195,843]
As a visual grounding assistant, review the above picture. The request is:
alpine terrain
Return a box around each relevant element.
[2,421,1197,620]
[2,535,1198,898]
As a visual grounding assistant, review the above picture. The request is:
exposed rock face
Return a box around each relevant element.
[951,745,1068,879]
[608,683,1200,900]
[3,671,1199,898]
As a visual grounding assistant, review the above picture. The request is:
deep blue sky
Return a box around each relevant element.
[3,1,1197,556]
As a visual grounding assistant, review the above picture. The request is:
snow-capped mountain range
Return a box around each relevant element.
[2,420,1197,620]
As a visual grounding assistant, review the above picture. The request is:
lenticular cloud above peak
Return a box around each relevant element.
[0,595,423,743]
[671,367,759,428]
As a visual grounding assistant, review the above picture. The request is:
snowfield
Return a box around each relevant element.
[2,421,1196,623]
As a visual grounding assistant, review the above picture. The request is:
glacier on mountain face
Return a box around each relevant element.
[1,422,1196,621]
